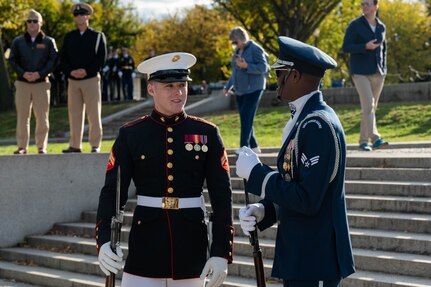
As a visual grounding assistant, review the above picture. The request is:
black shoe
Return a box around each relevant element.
[91,146,100,153]
[38,149,47,154]
[13,148,27,155]
[62,147,82,153]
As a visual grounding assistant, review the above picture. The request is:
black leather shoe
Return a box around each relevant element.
[13,148,27,155]
[38,149,47,154]
[62,147,82,153]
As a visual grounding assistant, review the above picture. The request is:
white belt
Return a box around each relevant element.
[137,195,204,210]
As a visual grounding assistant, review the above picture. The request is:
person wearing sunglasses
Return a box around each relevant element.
[60,2,107,153]
[224,26,270,155]
[8,9,58,155]
[236,36,355,287]
[343,0,388,151]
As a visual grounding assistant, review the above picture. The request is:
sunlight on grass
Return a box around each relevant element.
[0,101,430,155]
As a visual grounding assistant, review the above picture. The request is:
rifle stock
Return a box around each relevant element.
[105,166,123,287]
[244,179,266,287]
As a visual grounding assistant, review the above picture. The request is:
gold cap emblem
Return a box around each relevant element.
[172,55,181,62]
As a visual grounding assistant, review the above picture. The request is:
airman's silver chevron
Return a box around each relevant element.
[301,153,320,168]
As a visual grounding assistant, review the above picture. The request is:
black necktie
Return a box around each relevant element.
[289,103,296,119]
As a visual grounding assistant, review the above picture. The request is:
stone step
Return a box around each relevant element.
[226,153,431,169]
[0,247,105,277]
[214,190,431,214]
[75,211,431,255]
[233,228,431,257]
[346,167,431,182]
[353,248,431,278]
[343,270,431,287]
[80,204,431,237]
[0,279,41,287]
[228,165,431,183]
[346,154,431,169]
[347,210,431,233]
[0,261,121,287]
[229,176,431,190]
[0,239,431,287]
[345,180,431,197]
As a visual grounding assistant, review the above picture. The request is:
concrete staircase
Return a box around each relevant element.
[0,147,430,287]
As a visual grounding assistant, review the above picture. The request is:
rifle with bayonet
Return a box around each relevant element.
[105,166,124,287]
[244,179,266,287]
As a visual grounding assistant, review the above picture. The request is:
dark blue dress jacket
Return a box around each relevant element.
[342,15,387,75]
[246,92,355,280]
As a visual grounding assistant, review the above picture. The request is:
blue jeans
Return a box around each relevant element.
[283,279,340,287]
[236,89,263,148]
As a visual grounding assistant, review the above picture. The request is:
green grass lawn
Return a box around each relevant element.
[205,101,431,148]
[0,101,430,155]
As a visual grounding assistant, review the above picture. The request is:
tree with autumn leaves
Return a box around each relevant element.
[1,0,430,111]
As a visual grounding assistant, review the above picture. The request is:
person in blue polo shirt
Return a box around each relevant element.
[342,0,388,151]
[236,36,355,287]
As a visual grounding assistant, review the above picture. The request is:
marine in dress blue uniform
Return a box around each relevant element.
[96,52,233,287]
[236,37,355,287]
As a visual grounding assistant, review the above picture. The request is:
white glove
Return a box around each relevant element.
[98,242,124,276]
[132,72,136,78]
[200,257,228,287]
[118,71,123,78]
[102,66,109,73]
[236,146,261,180]
[239,203,265,236]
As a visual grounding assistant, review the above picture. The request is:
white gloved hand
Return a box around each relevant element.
[132,72,136,78]
[98,242,124,276]
[239,203,265,236]
[236,146,261,181]
[118,71,123,78]
[200,257,228,287]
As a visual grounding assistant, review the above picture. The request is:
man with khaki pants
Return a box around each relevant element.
[8,9,57,154]
[60,2,107,153]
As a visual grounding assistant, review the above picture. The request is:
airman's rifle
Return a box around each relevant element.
[105,167,124,287]
[244,179,266,287]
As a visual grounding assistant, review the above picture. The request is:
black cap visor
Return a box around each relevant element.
[149,69,192,83]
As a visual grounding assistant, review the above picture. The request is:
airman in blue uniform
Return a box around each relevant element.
[236,37,355,287]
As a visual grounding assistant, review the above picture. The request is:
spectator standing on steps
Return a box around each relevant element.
[60,2,107,153]
[8,9,58,155]
[224,26,269,154]
[342,0,389,151]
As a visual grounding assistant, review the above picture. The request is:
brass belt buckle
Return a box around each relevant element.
[162,197,179,209]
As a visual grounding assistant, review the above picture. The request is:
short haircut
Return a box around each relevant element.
[229,26,249,43]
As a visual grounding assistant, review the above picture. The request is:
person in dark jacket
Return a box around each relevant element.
[96,52,234,287]
[8,9,57,154]
[236,37,355,287]
[60,2,107,153]
[119,47,135,101]
[342,0,388,151]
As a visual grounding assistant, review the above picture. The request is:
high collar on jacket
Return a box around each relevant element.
[150,109,187,126]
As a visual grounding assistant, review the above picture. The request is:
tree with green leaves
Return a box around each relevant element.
[213,0,341,56]
[133,5,236,82]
